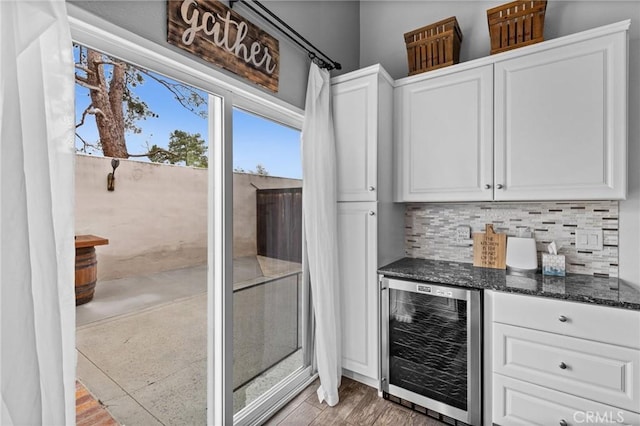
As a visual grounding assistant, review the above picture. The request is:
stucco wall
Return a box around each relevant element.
[360,1,640,289]
[75,155,208,280]
[75,155,301,280]
[68,0,360,110]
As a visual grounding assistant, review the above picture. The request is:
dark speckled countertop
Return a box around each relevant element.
[378,258,640,311]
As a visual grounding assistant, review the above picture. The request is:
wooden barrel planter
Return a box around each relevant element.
[75,235,109,306]
[75,247,98,305]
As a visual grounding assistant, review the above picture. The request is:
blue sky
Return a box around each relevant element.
[233,109,302,179]
[75,48,302,179]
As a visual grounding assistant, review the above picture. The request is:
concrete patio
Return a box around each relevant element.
[76,258,303,425]
[76,265,207,425]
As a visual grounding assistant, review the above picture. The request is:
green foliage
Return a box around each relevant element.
[148,130,208,168]
[254,164,269,176]
[122,67,157,134]
[233,164,269,175]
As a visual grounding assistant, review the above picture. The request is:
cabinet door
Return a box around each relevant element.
[395,65,494,202]
[332,75,377,202]
[337,202,378,379]
[493,374,640,426]
[494,31,627,200]
[493,323,640,412]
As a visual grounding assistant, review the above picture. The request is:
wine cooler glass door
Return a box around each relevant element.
[381,278,481,425]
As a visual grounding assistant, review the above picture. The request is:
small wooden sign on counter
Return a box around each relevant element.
[473,224,506,269]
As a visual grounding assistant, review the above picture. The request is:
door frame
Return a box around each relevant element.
[67,4,311,425]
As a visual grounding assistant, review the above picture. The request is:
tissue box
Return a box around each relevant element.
[542,253,565,276]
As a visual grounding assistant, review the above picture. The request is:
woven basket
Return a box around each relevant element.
[487,0,547,55]
[404,17,463,76]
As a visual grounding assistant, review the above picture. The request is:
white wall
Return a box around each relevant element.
[67,0,361,110]
[360,1,640,288]
[360,1,640,79]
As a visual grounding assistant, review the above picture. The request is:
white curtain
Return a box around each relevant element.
[301,63,342,406]
[1,1,76,425]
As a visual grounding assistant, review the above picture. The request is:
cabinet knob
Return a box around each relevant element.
[368,186,375,191]
[496,184,504,189]
[559,362,567,370]
[559,315,568,322]
[369,211,375,216]
[484,184,491,189]
[559,420,568,426]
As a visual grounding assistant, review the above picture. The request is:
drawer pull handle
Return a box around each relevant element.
[559,420,568,426]
[559,362,567,370]
[558,315,568,322]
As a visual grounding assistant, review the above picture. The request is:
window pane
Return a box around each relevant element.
[232,108,304,414]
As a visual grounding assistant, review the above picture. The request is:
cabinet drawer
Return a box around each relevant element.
[494,323,640,412]
[493,374,640,426]
[492,292,640,348]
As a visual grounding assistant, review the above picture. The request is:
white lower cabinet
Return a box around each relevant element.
[487,291,640,425]
[337,202,378,380]
[493,323,640,412]
[494,374,640,426]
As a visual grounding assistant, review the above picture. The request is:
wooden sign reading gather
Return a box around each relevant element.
[167,0,280,92]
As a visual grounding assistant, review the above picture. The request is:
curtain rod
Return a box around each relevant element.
[229,0,342,71]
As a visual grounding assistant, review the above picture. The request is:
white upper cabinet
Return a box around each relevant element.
[494,29,628,200]
[394,20,629,202]
[395,65,494,202]
[332,69,381,202]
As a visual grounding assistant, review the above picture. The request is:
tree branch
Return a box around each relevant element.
[75,79,103,92]
[76,105,106,129]
[92,60,120,67]
[128,146,179,159]
[76,104,92,129]
[75,64,91,74]
[75,73,89,83]
[139,69,206,117]
[75,132,100,153]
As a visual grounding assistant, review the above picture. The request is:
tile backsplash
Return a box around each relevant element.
[405,201,619,277]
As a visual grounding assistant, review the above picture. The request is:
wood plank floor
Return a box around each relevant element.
[264,377,448,426]
[76,376,449,425]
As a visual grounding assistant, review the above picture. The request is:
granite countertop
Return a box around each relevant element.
[378,258,640,311]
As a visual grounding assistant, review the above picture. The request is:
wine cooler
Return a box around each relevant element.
[380,277,482,425]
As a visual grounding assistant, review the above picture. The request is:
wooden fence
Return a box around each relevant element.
[256,188,302,263]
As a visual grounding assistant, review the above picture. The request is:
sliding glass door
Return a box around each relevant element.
[71,14,314,423]
[230,107,313,424]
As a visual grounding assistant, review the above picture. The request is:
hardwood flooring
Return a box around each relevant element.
[265,377,447,426]
[75,375,448,426]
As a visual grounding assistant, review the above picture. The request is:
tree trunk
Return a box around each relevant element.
[86,49,129,158]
